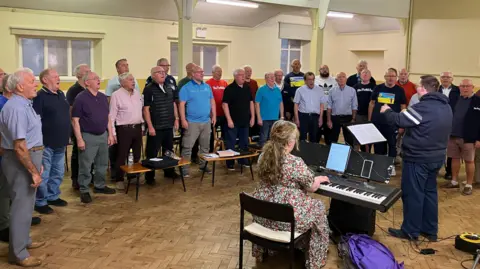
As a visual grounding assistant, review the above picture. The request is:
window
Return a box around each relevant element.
[280,39,302,74]
[170,43,218,76]
[19,37,93,78]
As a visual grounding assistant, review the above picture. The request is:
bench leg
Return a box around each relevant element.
[200,161,208,182]
[126,174,132,194]
[249,158,254,181]
[179,166,186,192]
[135,174,140,201]
[240,163,243,175]
[212,161,216,187]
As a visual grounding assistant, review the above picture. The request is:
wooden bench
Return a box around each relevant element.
[120,158,191,201]
[198,151,260,187]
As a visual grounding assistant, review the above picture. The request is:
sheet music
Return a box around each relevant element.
[347,123,386,145]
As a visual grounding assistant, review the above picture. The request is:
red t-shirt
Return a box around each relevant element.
[396,80,417,105]
[246,79,259,100]
[206,78,228,116]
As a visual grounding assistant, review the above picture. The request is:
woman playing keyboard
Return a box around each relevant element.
[252,120,330,268]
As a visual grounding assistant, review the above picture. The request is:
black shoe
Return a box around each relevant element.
[0,227,9,242]
[93,186,116,194]
[80,193,92,204]
[31,217,41,226]
[146,180,156,186]
[34,205,54,215]
[444,173,452,180]
[72,179,79,190]
[48,198,68,207]
[388,228,418,241]
[420,232,437,242]
[164,172,179,179]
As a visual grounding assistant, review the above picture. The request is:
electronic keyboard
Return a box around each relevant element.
[311,166,402,213]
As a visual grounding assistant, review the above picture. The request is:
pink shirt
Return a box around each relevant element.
[109,88,143,132]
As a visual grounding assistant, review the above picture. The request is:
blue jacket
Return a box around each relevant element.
[384,92,452,163]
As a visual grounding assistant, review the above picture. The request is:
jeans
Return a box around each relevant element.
[374,123,397,158]
[259,120,275,146]
[401,160,443,237]
[225,126,249,167]
[36,147,65,206]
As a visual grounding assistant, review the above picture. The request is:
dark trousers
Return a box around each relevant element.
[115,125,142,182]
[145,128,175,181]
[445,157,452,175]
[401,161,443,237]
[210,116,226,152]
[109,144,117,179]
[298,112,319,142]
[249,122,260,138]
[316,112,331,144]
[374,123,397,158]
[225,126,249,167]
[71,133,79,181]
[330,115,354,146]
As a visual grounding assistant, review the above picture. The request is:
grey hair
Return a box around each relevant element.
[243,65,252,70]
[74,64,89,78]
[233,68,245,77]
[2,74,11,92]
[7,68,33,92]
[274,69,284,75]
[264,72,274,79]
[82,71,92,84]
[212,65,222,73]
[358,60,368,65]
[156,58,168,66]
[118,72,133,82]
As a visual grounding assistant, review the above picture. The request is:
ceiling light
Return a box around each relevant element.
[206,0,259,8]
[327,11,354,18]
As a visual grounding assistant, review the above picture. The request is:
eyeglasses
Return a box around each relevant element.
[160,64,171,67]
[459,85,473,88]
[154,71,166,75]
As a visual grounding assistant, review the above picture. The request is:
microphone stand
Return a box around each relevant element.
[471,249,480,269]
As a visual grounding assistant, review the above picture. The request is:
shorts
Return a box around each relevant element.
[447,137,475,162]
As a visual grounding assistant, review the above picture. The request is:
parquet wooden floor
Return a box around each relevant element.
[0,155,479,268]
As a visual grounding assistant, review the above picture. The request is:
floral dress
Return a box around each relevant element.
[252,154,330,269]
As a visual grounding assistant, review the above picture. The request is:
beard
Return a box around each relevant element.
[320,72,329,78]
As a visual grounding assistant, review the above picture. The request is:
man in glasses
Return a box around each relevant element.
[145,58,177,97]
[143,66,180,185]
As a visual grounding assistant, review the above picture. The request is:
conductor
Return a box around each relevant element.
[380,75,452,242]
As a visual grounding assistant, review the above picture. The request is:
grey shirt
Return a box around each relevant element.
[293,84,326,114]
[327,85,358,116]
[451,96,472,138]
[408,93,420,108]
[0,94,43,150]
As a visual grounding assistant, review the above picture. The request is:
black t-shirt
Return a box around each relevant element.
[371,84,407,124]
[222,81,252,128]
[66,81,84,106]
[354,82,376,116]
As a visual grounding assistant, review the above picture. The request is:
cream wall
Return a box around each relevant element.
[409,0,480,85]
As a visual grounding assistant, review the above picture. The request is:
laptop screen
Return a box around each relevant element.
[326,143,351,173]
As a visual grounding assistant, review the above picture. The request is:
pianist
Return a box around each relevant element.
[251,120,330,269]
[380,75,452,242]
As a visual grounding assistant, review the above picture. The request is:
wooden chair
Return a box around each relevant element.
[239,192,311,269]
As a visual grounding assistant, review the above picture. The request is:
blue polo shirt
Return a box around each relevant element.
[33,87,71,149]
[179,80,213,123]
[0,94,43,150]
[255,84,282,120]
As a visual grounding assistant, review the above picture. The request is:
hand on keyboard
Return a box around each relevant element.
[315,176,330,185]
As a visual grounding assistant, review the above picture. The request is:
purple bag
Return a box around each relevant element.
[345,234,404,269]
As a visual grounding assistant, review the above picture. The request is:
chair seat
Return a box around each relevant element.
[244,223,302,243]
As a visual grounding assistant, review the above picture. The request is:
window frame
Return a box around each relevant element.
[170,42,219,77]
[280,39,302,74]
[18,37,94,81]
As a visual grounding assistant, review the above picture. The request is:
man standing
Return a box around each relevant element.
[223,68,254,169]
[244,65,260,138]
[442,79,480,195]
[143,67,180,184]
[32,69,70,214]
[396,68,416,105]
[353,69,375,152]
[274,69,284,90]
[315,65,337,144]
[327,72,358,146]
[383,75,452,242]
[255,72,284,146]
[72,71,116,203]
[0,68,45,267]
[206,65,228,151]
[439,71,460,180]
[294,72,326,142]
[346,60,376,87]
[109,73,144,190]
[178,63,196,90]
[66,64,91,190]
[145,58,177,89]
[179,66,216,176]
[282,59,304,121]
[368,68,407,162]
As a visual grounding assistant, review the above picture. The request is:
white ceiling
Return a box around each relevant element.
[0,0,308,27]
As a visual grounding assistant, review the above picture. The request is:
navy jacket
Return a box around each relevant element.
[439,84,460,109]
[384,92,452,163]
[449,94,480,143]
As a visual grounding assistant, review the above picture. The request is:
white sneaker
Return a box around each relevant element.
[391,169,396,177]
[116,181,125,190]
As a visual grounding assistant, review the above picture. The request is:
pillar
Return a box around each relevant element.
[174,0,197,78]
[309,0,329,72]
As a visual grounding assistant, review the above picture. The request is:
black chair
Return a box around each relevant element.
[239,192,311,269]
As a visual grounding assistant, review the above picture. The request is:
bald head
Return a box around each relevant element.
[399,68,409,84]
[336,72,347,87]
[291,59,301,73]
[185,63,196,77]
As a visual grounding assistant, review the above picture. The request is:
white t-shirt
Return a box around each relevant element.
[315,76,337,110]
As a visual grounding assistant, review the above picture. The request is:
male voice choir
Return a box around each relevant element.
[0,58,479,268]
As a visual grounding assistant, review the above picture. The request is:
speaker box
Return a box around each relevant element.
[328,199,376,237]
